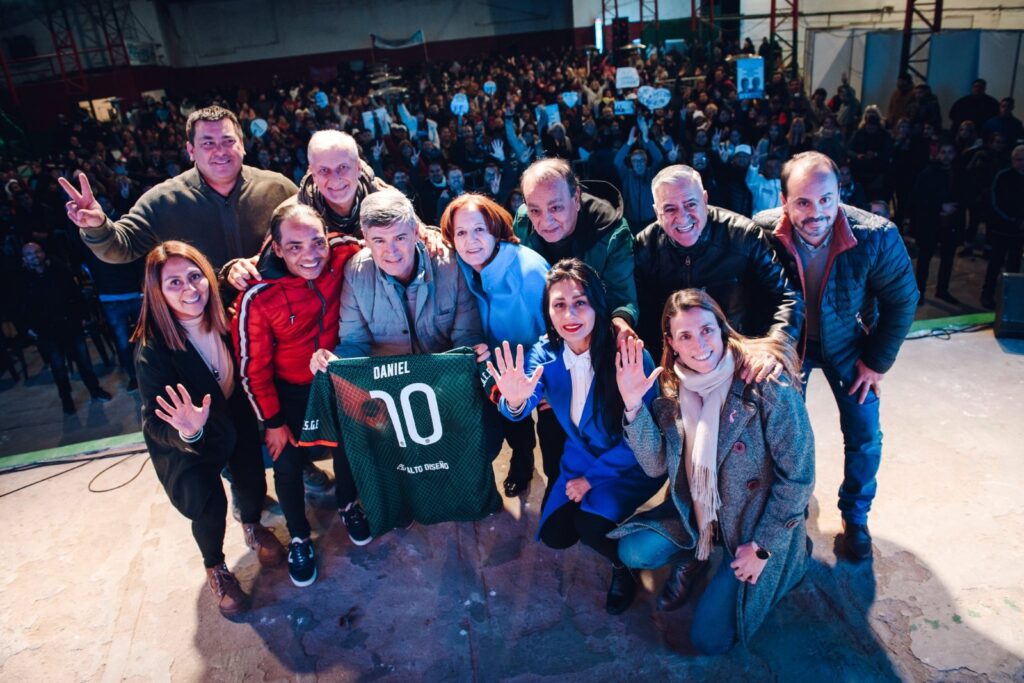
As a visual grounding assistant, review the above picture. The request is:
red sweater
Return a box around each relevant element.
[233,234,360,426]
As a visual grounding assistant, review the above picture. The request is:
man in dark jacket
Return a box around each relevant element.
[634,164,803,373]
[755,151,918,562]
[911,140,970,303]
[949,79,1000,134]
[983,145,1024,308]
[19,242,112,414]
[512,158,639,343]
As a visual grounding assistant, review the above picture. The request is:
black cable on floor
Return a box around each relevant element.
[905,323,992,341]
[88,453,150,493]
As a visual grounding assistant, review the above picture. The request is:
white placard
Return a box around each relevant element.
[615,67,641,89]
[544,104,561,128]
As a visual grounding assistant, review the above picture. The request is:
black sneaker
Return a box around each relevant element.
[90,387,113,402]
[339,502,373,546]
[287,537,318,587]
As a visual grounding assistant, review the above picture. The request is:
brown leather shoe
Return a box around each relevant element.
[657,559,710,612]
[206,564,249,617]
[243,523,287,567]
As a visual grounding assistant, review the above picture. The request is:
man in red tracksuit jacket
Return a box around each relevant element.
[233,203,362,588]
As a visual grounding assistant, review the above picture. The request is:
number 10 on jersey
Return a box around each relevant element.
[369,383,443,447]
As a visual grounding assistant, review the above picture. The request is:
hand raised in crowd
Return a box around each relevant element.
[565,476,591,503]
[372,141,385,160]
[518,146,535,165]
[310,348,339,375]
[615,337,663,421]
[486,341,544,412]
[265,424,298,461]
[226,255,261,291]
[409,148,421,167]
[154,383,211,440]
[627,126,638,146]
[849,359,884,404]
[490,139,505,162]
[58,173,106,229]
[730,542,768,584]
[740,351,782,384]
[667,143,681,163]
[636,115,650,142]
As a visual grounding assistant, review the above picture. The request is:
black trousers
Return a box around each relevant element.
[536,408,566,504]
[916,223,962,296]
[192,391,267,568]
[501,411,537,483]
[539,501,620,565]
[273,380,359,539]
[38,333,102,400]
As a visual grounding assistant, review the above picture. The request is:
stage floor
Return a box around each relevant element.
[1,328,1022,681]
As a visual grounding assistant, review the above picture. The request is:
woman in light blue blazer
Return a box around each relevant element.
[441,193,558,499]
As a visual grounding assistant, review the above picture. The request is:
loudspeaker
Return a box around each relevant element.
[995,272,1024,339]
[611,17,629,51]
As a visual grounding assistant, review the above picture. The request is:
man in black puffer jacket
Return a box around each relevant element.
[754,151,918,563]
[634,164,803,374]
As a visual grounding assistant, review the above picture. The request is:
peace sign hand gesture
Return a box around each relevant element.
[58,173,106,229]
[486,341,544,412]
[154,383,211,440]
[616,337,663,416]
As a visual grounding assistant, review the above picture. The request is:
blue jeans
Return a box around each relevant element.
[101,297,142,380]
[619,530,740,655]
[802,349,882,525]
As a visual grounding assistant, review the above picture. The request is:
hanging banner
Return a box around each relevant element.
[371,30,425,50]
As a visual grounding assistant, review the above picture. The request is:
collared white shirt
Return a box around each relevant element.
[562,346,594,428]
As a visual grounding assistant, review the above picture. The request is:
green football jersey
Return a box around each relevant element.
[299,347,502,536]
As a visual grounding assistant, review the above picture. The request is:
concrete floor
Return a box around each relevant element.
[1,328,1022,682]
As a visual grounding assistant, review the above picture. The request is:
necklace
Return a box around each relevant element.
[191,340,221,382]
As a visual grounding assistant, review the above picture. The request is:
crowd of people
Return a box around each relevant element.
[0,38,1021,652]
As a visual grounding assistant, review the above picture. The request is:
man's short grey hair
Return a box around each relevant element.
[308,129,359,160]
[651,164,705,197]
[359,188,418,233]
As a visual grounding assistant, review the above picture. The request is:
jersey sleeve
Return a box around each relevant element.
[297,371,340,447]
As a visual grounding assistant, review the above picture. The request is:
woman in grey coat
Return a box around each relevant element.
[612,289,814,654]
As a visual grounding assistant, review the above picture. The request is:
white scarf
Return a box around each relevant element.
[675,351,735,560]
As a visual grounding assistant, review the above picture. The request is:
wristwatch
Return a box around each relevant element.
[755,546,772,560]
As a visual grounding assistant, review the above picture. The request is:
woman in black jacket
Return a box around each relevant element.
[132,240,286,618]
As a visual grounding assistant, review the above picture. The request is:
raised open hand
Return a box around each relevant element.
[615,337,662,412]
[486,341,544,411]
[154,383,211,439]
[58,173,106,229]
[490,139,505,162]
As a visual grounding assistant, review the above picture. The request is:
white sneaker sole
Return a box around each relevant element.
[289,565,317,587]
[348,533,373,547]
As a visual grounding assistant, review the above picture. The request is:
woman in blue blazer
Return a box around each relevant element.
[490,258,664,615]
[440,193,556,499]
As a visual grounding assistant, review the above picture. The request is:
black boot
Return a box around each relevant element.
[606,564,637,615]
[657,559,709,612]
